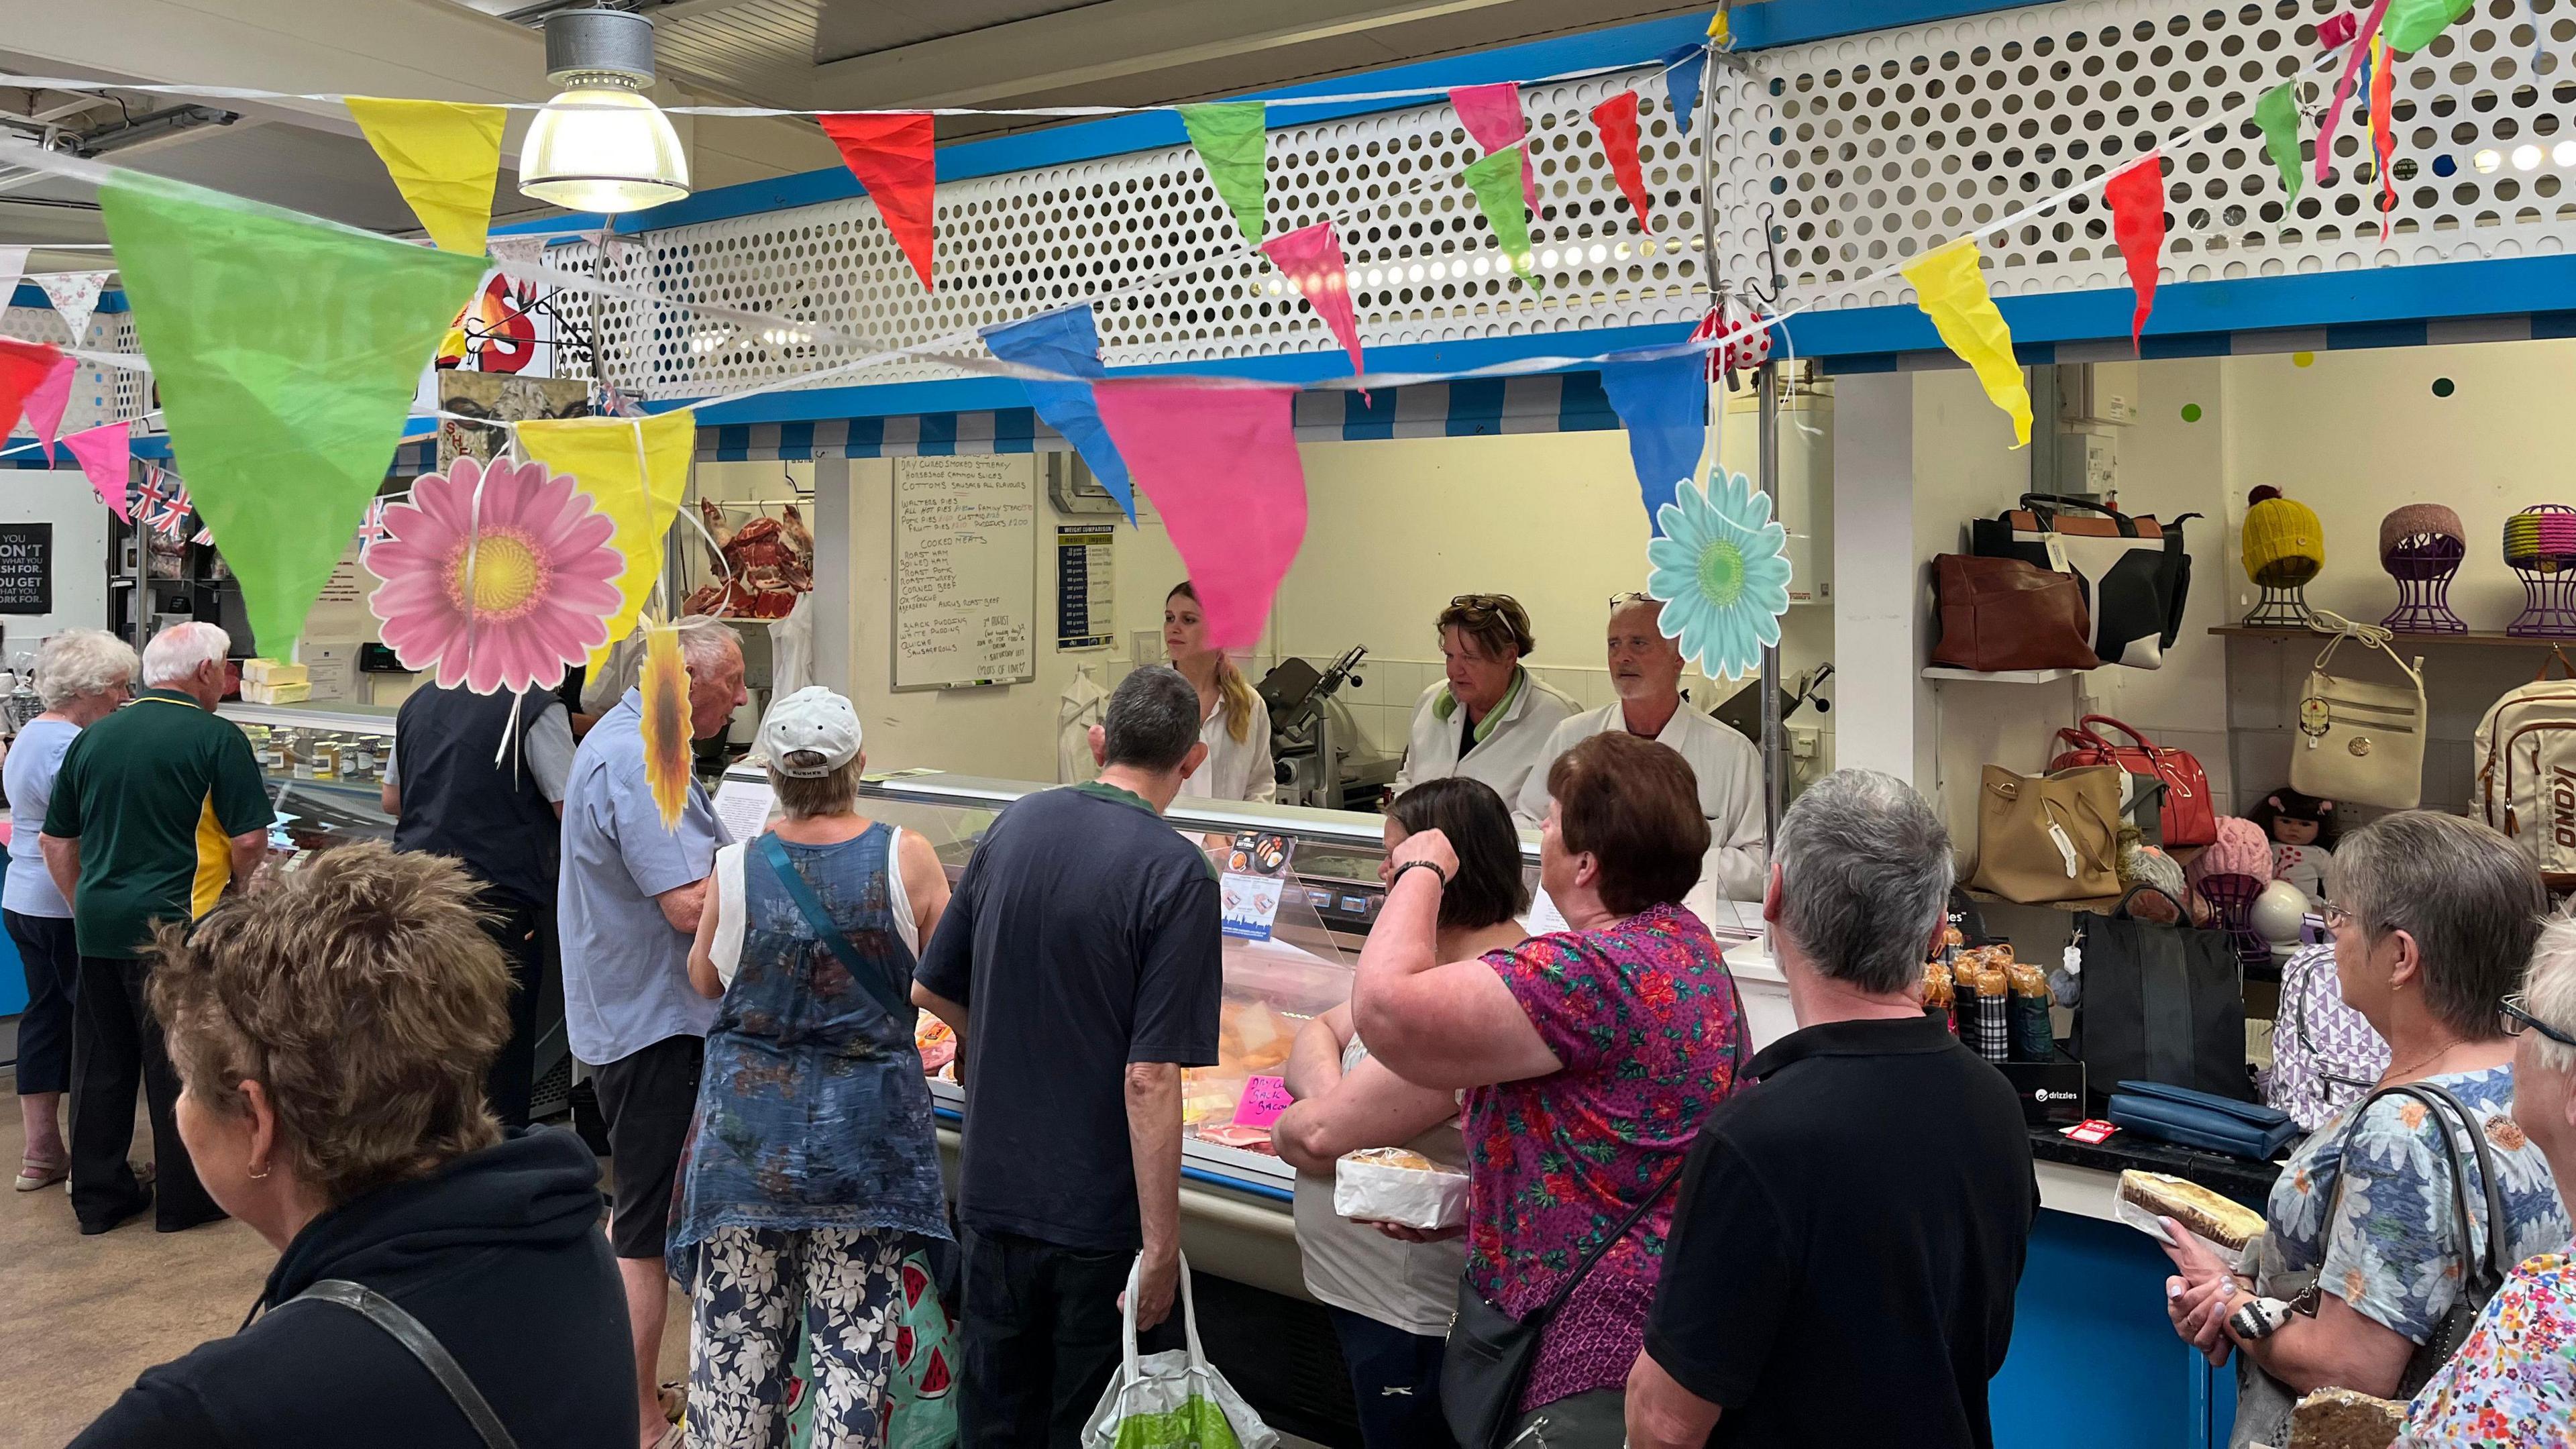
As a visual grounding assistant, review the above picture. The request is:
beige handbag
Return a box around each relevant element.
[1968,763,2125,903]
[2292,629,2427,810]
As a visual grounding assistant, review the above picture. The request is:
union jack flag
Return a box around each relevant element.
[137,470,192,541]
[356,498,392,556]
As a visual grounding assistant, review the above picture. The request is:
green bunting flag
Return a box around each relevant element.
[101,172,486,653]
[1459,148,1542,294]
[1178,102,1268,248]
[2254,83,2304,205]
[2381,0,2472,52]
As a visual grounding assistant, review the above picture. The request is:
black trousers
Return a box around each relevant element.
[5,911,80,1097]
[1328,1307,1456,1449]
[70,956,221,1232]
[955,1227,1181,1449]
[480,890,549,1130]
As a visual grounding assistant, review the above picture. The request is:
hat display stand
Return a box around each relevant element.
[2378,503,2469,634]
[2194,873,2273,975]
[2241,486,2323,628]
[2505,504,2576,637]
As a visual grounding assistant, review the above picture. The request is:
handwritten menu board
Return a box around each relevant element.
[892,454,1037,691]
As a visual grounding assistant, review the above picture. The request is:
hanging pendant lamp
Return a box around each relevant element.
[518,8,690,214]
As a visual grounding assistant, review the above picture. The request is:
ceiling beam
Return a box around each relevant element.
[808,0,1527,111]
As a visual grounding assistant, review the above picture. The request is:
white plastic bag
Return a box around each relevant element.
[1081,1252,1279,1449]
[1332,1149,1470,1230]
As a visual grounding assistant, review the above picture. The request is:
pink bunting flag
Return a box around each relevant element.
[63,422,129,523]
[1258,221,1365,386]
[1091,381,1307,651]
[1448,83,1539,215]
[22,355,75,453]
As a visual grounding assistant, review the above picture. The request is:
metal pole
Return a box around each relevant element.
[1757,365,1786,837]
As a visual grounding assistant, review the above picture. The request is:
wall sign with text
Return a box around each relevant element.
[0,523,52,614]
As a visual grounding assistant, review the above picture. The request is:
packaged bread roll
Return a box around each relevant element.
[2285,1388,2405,1449]
[1334,1146,1470,1230]
[2007,962,2054,1060]
[2116,1170,2267,1271]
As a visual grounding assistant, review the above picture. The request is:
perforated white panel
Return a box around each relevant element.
[1,305,150,437]
[1715,0,2575,313]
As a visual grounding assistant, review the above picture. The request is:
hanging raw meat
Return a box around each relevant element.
[684,500,814,619]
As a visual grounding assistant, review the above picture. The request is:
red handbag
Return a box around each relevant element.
[2048,713,2217,848]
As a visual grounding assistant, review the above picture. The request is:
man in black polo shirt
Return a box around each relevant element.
[41,622,271,1234]
[914,666,1222,1449]
[1626,769,2037,1449]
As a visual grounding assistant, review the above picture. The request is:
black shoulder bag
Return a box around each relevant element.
[1440,1164,1683,1448]
[292,1279,519,1449]
[2329,1081,2514,1397]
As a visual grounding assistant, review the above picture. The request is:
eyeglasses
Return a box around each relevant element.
[1607,590,1656,608]
[1450,593,1511,612]
[2321,901,2357,932]
[2502,993,2576,1051]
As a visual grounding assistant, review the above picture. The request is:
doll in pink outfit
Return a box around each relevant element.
[2247,788,2337,908]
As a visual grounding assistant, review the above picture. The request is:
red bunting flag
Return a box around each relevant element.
[1258,220,1366,386]
[1591,91,1653,232]
[0,336,65,442]
[1448,83,1539,215]
[2104,152,2167,349]
[820,112,938,292]
[1091,381,1306,651]
[2369,36,2396,241]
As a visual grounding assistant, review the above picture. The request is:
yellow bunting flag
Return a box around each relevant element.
[518,410,696,667]
[638,618,692,830]
[346,97,507,256]
[1902,240,2032,448]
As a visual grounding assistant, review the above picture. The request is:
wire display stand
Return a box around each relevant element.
[2194,873,2273,975]
[2506,505,2576,638]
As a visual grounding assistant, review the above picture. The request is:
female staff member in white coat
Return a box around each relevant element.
[1167,580,1277,802]
[1393,592,1578,806]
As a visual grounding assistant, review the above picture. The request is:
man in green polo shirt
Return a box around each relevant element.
[40,621,270,1234]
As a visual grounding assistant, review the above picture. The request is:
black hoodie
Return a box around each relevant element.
[72,1128,635,1448]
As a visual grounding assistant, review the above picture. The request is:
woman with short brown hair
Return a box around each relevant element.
[71,841,633,1448]
[1394,592,1577,804]
[1357,731,1749,1446]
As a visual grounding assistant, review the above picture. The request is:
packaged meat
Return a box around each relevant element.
[1333,1146,1470,1230]
[914,1011,957,1073]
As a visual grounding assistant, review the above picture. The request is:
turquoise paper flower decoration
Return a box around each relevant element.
[1647,469,1792,681]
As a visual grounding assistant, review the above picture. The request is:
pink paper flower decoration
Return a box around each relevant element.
[366,453,623,694]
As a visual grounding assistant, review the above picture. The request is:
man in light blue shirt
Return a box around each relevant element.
[557,614,743,1446]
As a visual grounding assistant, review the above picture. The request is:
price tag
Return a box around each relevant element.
[2043,533,2072,572]
[1230,1075,1294,1130]
[2061,1118,2118,1145]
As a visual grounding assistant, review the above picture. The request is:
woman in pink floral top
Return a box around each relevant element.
[1357,735,1747,1446]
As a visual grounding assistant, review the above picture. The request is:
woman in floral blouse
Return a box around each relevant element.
[2161,814,2570,1448]
[1357,732,1748,1448]
[2392,914,2576,1448]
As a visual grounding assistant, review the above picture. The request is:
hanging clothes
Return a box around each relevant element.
[1057,666,1109,785]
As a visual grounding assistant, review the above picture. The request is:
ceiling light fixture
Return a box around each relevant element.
[518,8,689,215]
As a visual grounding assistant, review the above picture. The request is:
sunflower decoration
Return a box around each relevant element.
[639,618,692,830]
[1646,468,1793,682]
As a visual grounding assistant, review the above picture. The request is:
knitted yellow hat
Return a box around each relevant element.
[2243,486,2324,588]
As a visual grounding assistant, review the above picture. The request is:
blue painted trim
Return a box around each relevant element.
[992,407,1035,453]
[779,419,815,460]
[1344,390,1397,441]
[1779,254,2576,360]
[677,321,1692,425]
[1446,378,1507,436]
[715,423,751,462]
[1730,0,2025,48]
[1557,370,1617,431]
[9,282,128,313]
[1180,1165,1294,1204]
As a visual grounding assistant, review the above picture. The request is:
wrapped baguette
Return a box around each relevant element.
[2285,1387,2405,1449]
[2116,1170,2267,1272]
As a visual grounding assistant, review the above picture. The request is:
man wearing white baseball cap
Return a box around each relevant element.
[676,685,955,1446]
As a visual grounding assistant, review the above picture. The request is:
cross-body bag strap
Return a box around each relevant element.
[755,832,914,1024]
[1529,1160,1687,1325]
[291,1280,519,1449]
[2320,1084,2500,1299]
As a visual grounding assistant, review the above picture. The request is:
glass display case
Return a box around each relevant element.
[219,701,400,857]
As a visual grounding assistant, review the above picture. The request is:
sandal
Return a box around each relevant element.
[13,1157,67,1192]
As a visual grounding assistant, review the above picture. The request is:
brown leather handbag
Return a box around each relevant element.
[1931,555,2102,673]
[1968,764,2125,903]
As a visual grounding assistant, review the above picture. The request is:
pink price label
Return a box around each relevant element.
[1230,1075,1294,1130]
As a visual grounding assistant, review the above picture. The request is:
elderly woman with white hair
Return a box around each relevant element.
[2390,918,2576,1444]
[5,629,136,1191]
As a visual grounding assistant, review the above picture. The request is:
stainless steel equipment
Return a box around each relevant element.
[1258,647,1396,811]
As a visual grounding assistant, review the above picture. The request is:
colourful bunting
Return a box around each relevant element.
[2105,152,2167,348]
[36,271,110,346]
[1178,103,1269,248]
[1662,44,1710,138]
[980,305,1134,523]
[1449,83,1538,215]
[819,112,938,292]
[1591,91,1654,231]
[639,618,692,830]
[62,423,130,524]
[1599,352,1707,531]
[2383,0,2473,51]
[1091,381,1305,651]
[0,337,64,441]
[345,97,508,258]
[1902,241,2031,447]
[1258,220,1365,384]
[2255,83,2305,204]
[517,409,696,669]
[1459,150,1541,294]
[23,356,75,454]
[2317,0,2394,184]
[100,170,487,653]
[2369,35,2396,241]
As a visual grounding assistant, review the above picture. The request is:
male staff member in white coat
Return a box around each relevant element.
[1517,594,1767,900]
[1393,593,1578,806]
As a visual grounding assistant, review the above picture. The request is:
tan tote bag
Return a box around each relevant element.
[2292,629,2428,810]
[1968,763,2125,903]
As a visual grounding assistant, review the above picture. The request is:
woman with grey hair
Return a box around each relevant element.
[5,629,136,1189]
[2388,914,2576,1443]
[2162,811,2571,1444]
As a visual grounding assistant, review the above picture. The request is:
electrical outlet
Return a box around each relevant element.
[1788,724,1820,760]
[1131,630,1161,667]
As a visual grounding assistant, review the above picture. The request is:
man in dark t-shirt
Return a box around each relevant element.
[1625,769,2038,1449]
[915,666,1224,1449]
